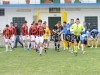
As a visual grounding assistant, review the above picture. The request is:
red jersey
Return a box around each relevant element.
[9,26,16,35]
[21,24,28,36]
[29,25,38,36]
[3,28,11,39]
[37,25,45,36]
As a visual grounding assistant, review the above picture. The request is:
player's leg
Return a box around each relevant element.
[27,35,31,50]
[39,36,44,55]
[17,35,23,48]
[91,36,94,48]
[9,38,12,51]
[95,38,98,48]
[11,35,15,49]
[22,36,27,50]
[4,38,9,52]
[43,39,48,53]
[35,36,39,52]
[54,35,57,51]
[73,41,78,56]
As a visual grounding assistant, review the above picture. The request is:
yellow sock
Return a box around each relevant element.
[95,40,98,48]
[92,40,94,47]
[78,41,81,48]
[62,40,67,49]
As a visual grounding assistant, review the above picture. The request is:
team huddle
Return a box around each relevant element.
[2,18,100,56]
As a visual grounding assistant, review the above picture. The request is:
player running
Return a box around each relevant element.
[90,29,99,48]
[43,22,51,53]
[29,21,38,50]
[53,21,63,52]
[2,25,12,52]
[9,22,16,49]
[36,19,45,56]
[70,18,85,53]
[80,32,88,54]
[21,21,29,50]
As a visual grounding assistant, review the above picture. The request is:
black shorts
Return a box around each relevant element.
[75,35,80,43]
[65,34,70,41]
[70,34,75,43]
[54,35,61,42]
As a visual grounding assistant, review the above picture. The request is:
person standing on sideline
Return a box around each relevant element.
[14,23,23,48]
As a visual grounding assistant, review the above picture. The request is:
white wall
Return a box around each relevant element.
[0,7,36,32]
[1,8,100,32]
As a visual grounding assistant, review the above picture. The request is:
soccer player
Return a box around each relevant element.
[43,22,51,53]
[80,32,87,54]
[53,21,63,52]
[62,21,69,50]
[2,25,12,52]
[70,18,85,50]
[21,21,29,50]
[9,22,16,49]
[90,29,99,48]
[36,19,45,56]
[29,21,38,50]
[67,19,75,51]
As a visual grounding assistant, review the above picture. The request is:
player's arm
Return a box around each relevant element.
[81,25,85,32]
[2,29,5,38]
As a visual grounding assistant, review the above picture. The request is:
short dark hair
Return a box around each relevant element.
[24,21,27,23]
[71,19,74,21]
[6,24,9,27]
[38,19,42,23]
[76,18,79,20]
[63,21,66,24]
[35,23,38,25]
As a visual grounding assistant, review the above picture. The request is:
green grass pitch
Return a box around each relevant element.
[0,47,100,75]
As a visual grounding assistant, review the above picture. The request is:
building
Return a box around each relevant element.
[0,0,100,32]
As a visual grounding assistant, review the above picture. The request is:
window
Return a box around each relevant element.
[13,17,25,30]
[41,0,60,3]
[49,8,60,13]
[0,9,5,16]
[85,16,98,30]
[97,0,100,3]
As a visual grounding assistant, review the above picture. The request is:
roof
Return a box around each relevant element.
[0,3,100,8]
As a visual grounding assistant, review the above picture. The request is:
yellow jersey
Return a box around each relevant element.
[43,27,51,39]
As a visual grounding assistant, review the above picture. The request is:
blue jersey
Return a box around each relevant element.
[63,23,72,35]
[91,29,98,38]
[80,33,87,41]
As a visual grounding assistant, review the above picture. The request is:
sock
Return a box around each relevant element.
[44,48,47,53]
[55,42,57,50]
[31,42,35,48]
[11,42,14,48]
[27,42,30,49]
[81,44,84,51]
[95,40,98,48]
[39,47,43,55]
[91,40,94,47]
[5,44,8,52]
[74,46,78,53]
[78,41,81,49]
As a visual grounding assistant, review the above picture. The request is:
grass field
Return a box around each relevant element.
[0,47,100,75]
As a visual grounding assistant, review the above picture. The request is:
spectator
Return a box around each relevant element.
[14,23,23,48]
